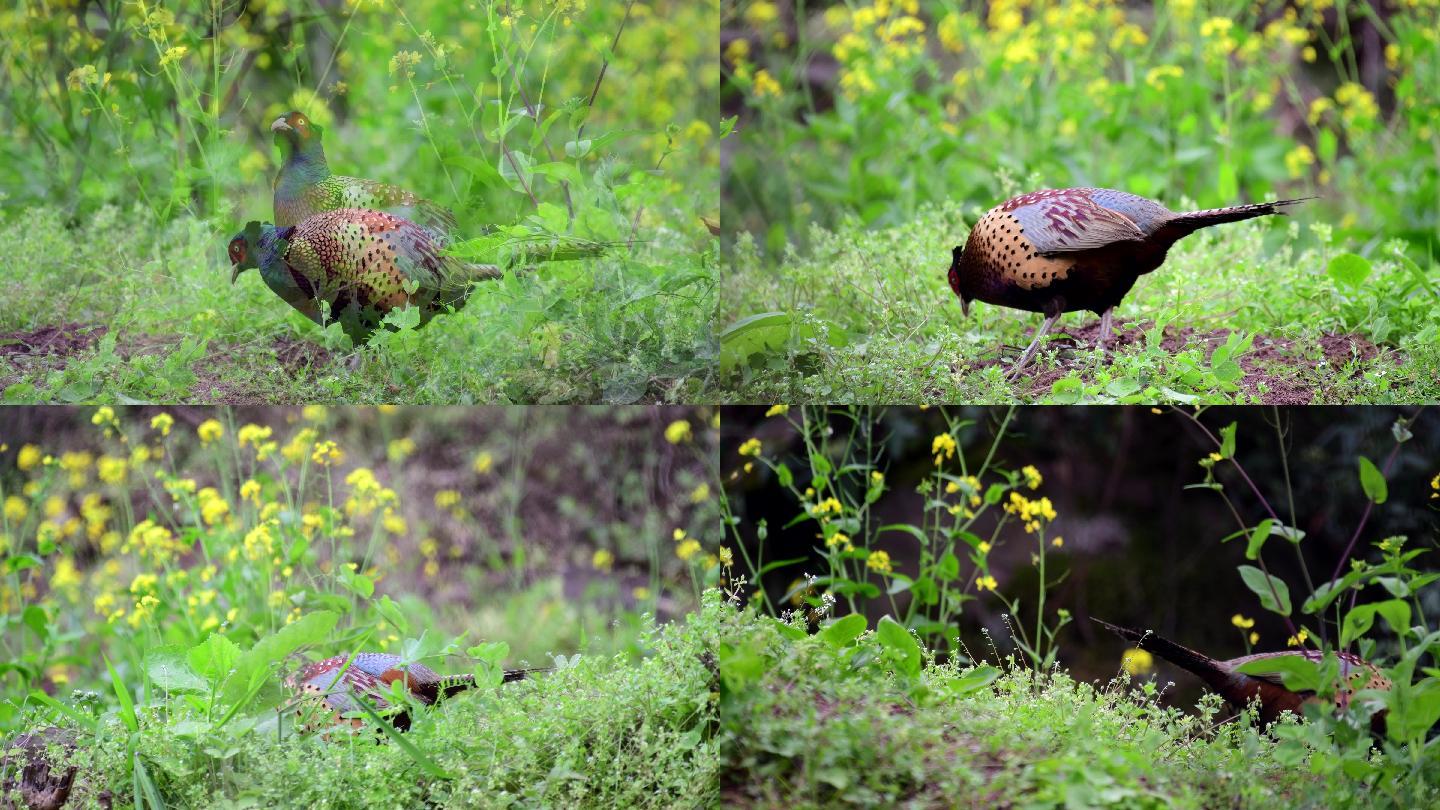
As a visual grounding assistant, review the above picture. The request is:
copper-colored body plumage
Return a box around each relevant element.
[1095,619,1389,731]
[947,188,1310,374]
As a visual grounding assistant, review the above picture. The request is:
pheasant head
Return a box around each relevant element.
[226,221,288,285]
[271,110,329,174]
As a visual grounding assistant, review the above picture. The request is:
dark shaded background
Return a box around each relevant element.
[722,406,1439,706]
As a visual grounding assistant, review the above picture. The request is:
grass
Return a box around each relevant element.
[0,206,715,404]
[717,603,1440,809]
[19,593,720,809]
[719,197,1440,403]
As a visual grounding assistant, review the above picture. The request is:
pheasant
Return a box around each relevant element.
[1094,619,1390,732]
[270,110,459,240]
[286,652,542,733]
[946,188,1311,375]
[226,209,506,345]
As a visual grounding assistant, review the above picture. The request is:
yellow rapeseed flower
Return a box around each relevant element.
[1287,628,1310,647]
[866,549,893,574]
[676,539,703,561]
[197,419,223,445]
[387,438,416,461]
[689,483,711,503]
[765,404,789,417]
[719,546,734,566]
[240,479,261,506]
[312,440,343,466]
[302,405,328,422]
[1145,65,1184,91]
[592,548,614,571]
[738,438,762,457]
[17,445,41,471]
[97,455,127,484]
[1122,648,1154,675]
[1021,464,1042,489]
[753,69,782,98]
[150,413,174,436]
[1231,614,1255,629]
[976,574,998,592]
[664,420,693,444]
[435,490,462,509]
[3,496,27,522]
[932,434,957,465]
[1284,144,1315,178]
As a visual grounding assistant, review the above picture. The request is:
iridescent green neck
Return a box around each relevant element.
[277,135,331,190]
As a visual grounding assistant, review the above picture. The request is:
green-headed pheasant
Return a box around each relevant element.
[271,110,459,239]
[1095,619,1389,732]
[227,209,505,345]
[947,188,1311,374]
[287,652,543,733]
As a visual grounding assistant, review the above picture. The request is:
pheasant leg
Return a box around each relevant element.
[1096,307,1114,352]
[1007,313,1059,378]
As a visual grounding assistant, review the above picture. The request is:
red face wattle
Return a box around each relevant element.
[947,266,961,297]
[227,236,246,265]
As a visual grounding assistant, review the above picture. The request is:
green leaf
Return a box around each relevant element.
[105,654,139,734]
[1245,519,1274,561]
[758,557,808,576]
[350,693,456,779]
[188,634,241,685]
[1327,253,1372,288]
[375,595,408,635]
[1236,654,1319,692]
[1341,599,1411,647]
[145,647,207,693]
[821,614,867,649]
[1357,456,1387,504]
[1237,565,1291,615]
[876,616,921,677]
[935,551,960,582]
[1218,422,1237,459]
[944,665,1000,696]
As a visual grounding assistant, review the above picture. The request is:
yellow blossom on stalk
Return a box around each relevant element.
[473,451,494,474]
[97,455,127,484]
[281,427,317,463]
[725,38,751,66]
[51,556,82,595]
[18,445,41,471]
[1232,614,1255,629]
[1122,648,1154,675]
[158,45,188,68]
[664,420,693,444]
[1287,628,1310,647]
[196,488,230,526]
[752,69,781,98]
[1250,631,1260,644]
[312,440,343,466]
[866,549,892,574]
[1431,473,1439,498]
[243,523,276,560]
[435,490,461,509]
[765,404,789,417]
[129,572,158,595]
[197,419,223,445]
[60,451,93,487]
[387,438,416,461]
[66,64,100,91]
[238,424,273,449]
[1284,145,1315,179]
[676,539,702,561]
[302,405,328,422]
[976,574,999,592]
[592,548,614,571]
[674,528,687,541]
[871,471,884,485]
[937,13,964,53]
[44,496,64,519]
[988,0,1023,33]
[738,438,762,457]
[240,479,261,506]
[1021,465,1042,489]
[1145,65,1184,91]
[633,586,652,601]
[690,483,711,503]
[91,406,117,429]
[978,541,992,555]
[4,496,27,522]
[826,532,853,551]
[1109,23,1147,50]
[1335,82,1379,126]
[719,547,734,566]
[744,1,778,27]
[146,413,174,438]
[932,434,957,465]
[1051,536,1064,548]
[811,497,843,517]
[382,509,407,535]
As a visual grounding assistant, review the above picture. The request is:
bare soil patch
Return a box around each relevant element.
[961,318,1396,404]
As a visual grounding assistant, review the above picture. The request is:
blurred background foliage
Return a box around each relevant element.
[0,405,722,733]
[721,405,1440,709]
[3,0,720,233]
[722,0,1439,257]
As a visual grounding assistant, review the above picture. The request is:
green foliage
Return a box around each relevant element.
[722,405,1071,666]
[716,597,1434,808]
[725,0,1440,255]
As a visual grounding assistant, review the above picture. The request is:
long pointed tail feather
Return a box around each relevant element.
[1168,196,1315,232]
[1092,618,1230,692]
[435,666,551,699]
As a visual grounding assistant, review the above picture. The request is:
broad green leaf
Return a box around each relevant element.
[1236,654,1319,692]
[1245,519,1274,561]
[188,634,241,685]
[876,616,921,677]
[821,613,867,649]
[1219,422,1237,459]
[945,665,1000,696]
[1357,456,1387,504]
[1237,565,1291,615]
[146,647,207,693]
[375,595,408,635]
[1327,253,1372,288]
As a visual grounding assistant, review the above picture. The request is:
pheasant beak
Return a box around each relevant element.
[230,265,242,285]
[270,116,292,133]
[961,298,970,318]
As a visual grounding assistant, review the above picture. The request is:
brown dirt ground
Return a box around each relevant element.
[964,318,1395,404]
[0,323,108,388]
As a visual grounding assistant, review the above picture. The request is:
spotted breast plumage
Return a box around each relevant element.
[227,209,507,345]
[1095,619,1390,734]
[286,652,541,733]
[947,188,1311,374]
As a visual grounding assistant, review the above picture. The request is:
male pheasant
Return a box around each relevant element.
[1095,619,1389,732]
[270,110,459,239]
[227,209,506,345]
[947,188,1311,375]
[287,652,542,733]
